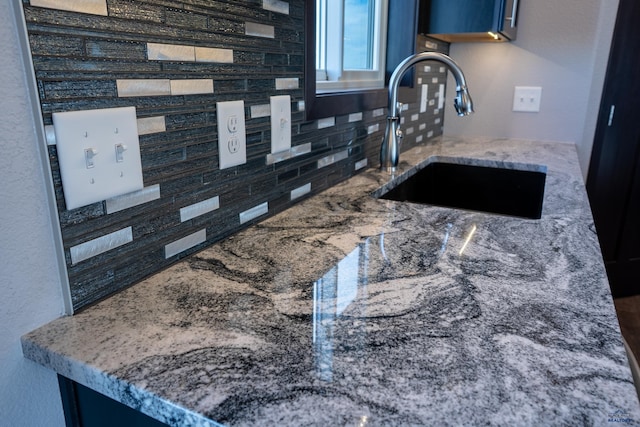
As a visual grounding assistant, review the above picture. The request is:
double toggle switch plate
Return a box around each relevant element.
[513,86,542,112]
[52,106,144,210]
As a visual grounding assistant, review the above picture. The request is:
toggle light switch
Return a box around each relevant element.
[270,95,291,154]
[53,106,144,210]
[115,143,127,163]
[84,147,98,168]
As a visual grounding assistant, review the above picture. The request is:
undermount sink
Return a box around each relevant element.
[377,161,547,219]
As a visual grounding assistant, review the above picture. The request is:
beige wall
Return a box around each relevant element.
[443,0,620,179]
[0,2,66,426]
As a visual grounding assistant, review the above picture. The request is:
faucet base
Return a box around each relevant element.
[380,165,397,173]
[379,116,401,173]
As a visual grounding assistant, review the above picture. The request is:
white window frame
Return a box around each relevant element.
[316,0,389,93]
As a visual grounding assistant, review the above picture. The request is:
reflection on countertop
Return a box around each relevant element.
[22,136,640,426]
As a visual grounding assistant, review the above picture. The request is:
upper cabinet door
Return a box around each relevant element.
[500,0,519,41]
[419,0,520,43]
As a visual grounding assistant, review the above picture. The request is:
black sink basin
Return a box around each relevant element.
[378,161,546,219]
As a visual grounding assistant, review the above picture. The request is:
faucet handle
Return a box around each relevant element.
[395,127,403,143]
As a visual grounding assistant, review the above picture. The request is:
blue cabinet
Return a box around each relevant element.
[58,376,168,427]
[420,0,520,42]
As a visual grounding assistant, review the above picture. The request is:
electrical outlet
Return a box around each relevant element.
[228,138,239,153]
[216,100,246,169]
[227,116,238,133]
[513,86,542,112]
[270,95,291,153]
[52,106,144,210]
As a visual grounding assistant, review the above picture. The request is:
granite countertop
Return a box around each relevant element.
[22,137,640,426]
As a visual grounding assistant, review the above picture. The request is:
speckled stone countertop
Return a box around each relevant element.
[23,137,640,426]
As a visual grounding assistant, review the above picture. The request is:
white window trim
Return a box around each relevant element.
[316,0,389,94]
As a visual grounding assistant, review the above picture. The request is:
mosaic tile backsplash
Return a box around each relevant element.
[21,0,449,311]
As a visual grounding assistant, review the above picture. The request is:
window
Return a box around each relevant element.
[304,0,418,120]
[315,0,389,93]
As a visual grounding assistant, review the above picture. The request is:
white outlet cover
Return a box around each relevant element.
[53,106,144,210]
[216,100,247,169]
[270,95,291,154]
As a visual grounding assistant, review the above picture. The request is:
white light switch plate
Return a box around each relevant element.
[216,100,247,169]
[438,84,445,110]
[420,84,428,113]
[513,86,542,112]
[53,106,144,210]
[270,95,291,153]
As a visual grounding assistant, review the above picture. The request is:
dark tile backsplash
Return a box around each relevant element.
[21,0,449,311]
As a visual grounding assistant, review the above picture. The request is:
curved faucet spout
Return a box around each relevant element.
[380,52,474,172]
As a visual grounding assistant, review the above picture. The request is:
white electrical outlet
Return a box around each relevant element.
[216,100,246,169]
[52,106,144,210]
[513,86,542,112]
[270,95,291,154]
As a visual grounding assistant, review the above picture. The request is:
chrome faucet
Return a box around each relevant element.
[380,52,474,172]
